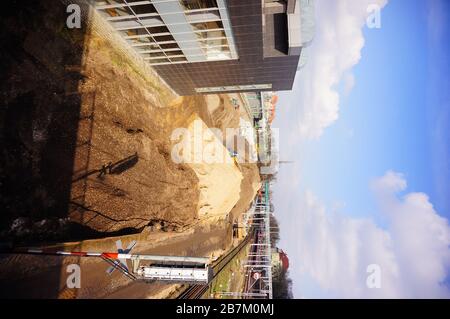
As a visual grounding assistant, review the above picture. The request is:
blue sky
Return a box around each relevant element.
[273,0,450,298]
[298,0,440,221]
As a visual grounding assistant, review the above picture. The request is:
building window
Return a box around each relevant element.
[129,3,157,15]
[191,21,224,32]
[94,0,237,65]
[179,0,219,11]
[195,84,273,93]
[94,1,126,7]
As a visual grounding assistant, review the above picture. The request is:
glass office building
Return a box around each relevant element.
[93,0,309,95]
[94,0,238,65]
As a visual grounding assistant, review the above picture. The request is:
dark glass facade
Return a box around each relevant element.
[153,0,301,95]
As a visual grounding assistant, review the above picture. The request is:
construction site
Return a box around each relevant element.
[0,0,309,299]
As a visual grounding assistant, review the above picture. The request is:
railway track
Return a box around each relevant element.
[177,230,255,299]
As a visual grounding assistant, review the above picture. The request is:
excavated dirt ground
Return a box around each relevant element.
[0,0,260,298]
[0,1,212,240]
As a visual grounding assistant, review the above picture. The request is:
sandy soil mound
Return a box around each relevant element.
[65,27,209,233]
[171,116,243,219]
[204,94,261,222]
[228,164,261,222]
[206,94,240,141]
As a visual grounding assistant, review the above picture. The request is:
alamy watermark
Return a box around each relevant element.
[367,4,382,29]
[66,264,81,289]
[170,119,280,173]
[66,4,81,29]
[366,264,381,289]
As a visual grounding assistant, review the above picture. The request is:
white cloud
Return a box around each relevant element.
[292,0,388,139]
[288,171,450,298]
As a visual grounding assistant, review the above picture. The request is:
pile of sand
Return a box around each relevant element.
[171,116,243,219]
[205,94,222,115]
[203,94,261,222]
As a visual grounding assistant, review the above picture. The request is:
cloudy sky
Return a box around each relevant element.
[273,0,450,298]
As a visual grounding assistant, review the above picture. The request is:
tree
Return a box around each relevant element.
[269,214,280,247]
[272,268,293,299]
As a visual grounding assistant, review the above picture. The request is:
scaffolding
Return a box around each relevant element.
[236,181,273,299]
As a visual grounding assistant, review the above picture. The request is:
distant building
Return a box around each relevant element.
[272,247,289,277]
[93,0,315,95]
